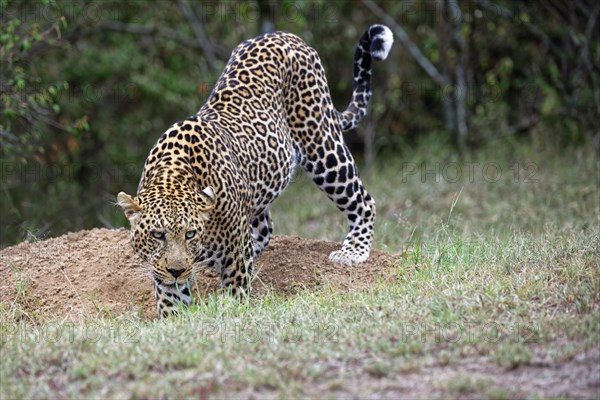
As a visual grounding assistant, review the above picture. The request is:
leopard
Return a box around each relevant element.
[117,24,394,318]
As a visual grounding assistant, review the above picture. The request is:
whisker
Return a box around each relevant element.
[129,271,153,279]
[193,264,215,276]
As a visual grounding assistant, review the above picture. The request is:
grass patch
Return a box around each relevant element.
[1,136,598,398]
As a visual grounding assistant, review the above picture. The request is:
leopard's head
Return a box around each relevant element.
[117,186,215,286]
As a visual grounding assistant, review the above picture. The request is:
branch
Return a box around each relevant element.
[448,0,469,150]
[476,0,562,58]
[436,0,456,135]
[577,4,600,114]
[0,20,64,63]
[497,115,540,139]
[177,0,217,73]
[475,0,512,18]
[85,22,226,61]
[96,21,203,51]
[579,4,600,75]
[0,128,17,141]
[361,0,448,87]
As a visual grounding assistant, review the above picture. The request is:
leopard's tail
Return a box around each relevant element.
[337,24,394,132]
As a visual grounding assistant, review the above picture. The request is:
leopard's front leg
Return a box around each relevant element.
[154,278,193,318]
[219,229,254,300]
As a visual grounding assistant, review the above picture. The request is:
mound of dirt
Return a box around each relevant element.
[0,229,401,320]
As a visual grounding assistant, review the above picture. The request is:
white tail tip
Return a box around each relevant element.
[370,24,394,61]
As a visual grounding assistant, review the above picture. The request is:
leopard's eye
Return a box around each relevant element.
[152,230,166,240]
[185,230,196,240]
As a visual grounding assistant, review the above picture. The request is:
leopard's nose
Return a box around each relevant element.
[167,268,184,278]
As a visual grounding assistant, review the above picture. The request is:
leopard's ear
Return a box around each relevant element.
[198,186,216,211]
[117,192,141,222]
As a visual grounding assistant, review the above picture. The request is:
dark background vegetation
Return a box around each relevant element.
[1,0,598,248]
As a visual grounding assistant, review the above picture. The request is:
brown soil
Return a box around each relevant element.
[0,228,401,320]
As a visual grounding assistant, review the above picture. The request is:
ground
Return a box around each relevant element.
[1,228,598,399]
[0,228,400,320]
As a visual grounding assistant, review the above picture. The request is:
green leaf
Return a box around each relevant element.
[21,39,31,51]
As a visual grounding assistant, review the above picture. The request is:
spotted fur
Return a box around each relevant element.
[118,25,394,318]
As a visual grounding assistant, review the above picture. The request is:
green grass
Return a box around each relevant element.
[1,136,599,398]
[273,135,597,249]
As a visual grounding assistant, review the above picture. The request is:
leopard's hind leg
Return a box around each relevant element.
[302,142,376,265]
[251,209,273,257]
[287,25,392,265]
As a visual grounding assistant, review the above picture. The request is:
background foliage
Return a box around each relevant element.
[1,0,598,248]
